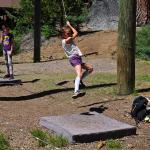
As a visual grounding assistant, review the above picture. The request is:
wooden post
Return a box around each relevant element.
[117,0,136,95]
[34,0,41,62]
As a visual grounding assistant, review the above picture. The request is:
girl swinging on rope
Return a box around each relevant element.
[61,21,93,98]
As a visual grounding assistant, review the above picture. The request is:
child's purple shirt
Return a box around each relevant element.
[2,32,14,51]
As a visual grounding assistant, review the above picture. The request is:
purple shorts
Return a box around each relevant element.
[69,55,83,67]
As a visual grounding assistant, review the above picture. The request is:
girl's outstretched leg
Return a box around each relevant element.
[82,63,93,79]
[80,63,93,87]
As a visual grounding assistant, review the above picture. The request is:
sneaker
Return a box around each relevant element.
[3,74,10,79]
[144,115,150,122]
[9,74,14,80]
[72,91,86,99]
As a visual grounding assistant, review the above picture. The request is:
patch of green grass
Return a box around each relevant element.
[31,129,69,148]
[0,133,10,150]
[136,75,150,82]
[86,73,117,95]
[33,73,74,90]
[20,72,117,96]
[106,139,122,150]
[88,73,116,85]
[132,90,139,96]
[48,134,69,148]
[135,60,150,92]
[31,129,49,147]
[136,60,150,75]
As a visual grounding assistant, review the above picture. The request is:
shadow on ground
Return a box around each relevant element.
[0,79,40,87]
[0,83,116,101]
[136,88,150,93]
[80,105,108,116]
[0,83,149,102]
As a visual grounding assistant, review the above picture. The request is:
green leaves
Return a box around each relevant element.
[136,25,150,60]
[12,0,88,37]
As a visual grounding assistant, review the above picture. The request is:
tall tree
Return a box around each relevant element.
[117,0,136,95]
[137,0,150,26]
[34,0,41,62]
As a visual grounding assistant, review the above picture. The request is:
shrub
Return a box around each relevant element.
[106,139,122,150]
[41,25,57,39]
[11,29,23,55]
[0,133,10,150]
[31,129,49,147]
[31,129,69,148]
[136,25,150,60]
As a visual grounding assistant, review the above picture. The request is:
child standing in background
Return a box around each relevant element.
[1,26,14,79]
[61,21,93,99]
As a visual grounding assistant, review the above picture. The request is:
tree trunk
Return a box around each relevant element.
[137,0,150,26]
[117,0,136,95]
[34,0,41,62]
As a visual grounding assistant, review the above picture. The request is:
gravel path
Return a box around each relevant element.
[12,57,116,75]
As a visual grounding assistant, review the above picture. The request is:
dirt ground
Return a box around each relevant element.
[0,31,150,150]
[13,30,118,63]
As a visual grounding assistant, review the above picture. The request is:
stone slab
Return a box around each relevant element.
[0,78,21,85]
[40,113,136,143]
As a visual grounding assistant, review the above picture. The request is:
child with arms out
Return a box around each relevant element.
[61,21,93,98]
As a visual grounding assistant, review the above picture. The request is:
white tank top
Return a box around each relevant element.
[62,39,83,58]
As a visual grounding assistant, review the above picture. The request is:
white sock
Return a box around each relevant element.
[7,54,13,75]
[82,70,90,80]
[74,76,80,93]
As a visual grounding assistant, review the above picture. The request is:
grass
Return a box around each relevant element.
[88,73,116,85]
[48,134,69,148]
[31,129,69,148]
[0,133,10,150]
[136,75,150,82]
[132,90,139,96]
[135,60,150,92]
[86,73,117,96]
[106,139,122,150]
[31,129,49,147]
[19,59,149,97]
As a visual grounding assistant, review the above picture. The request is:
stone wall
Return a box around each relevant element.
[86,0,150,31]
[86,0,119,30]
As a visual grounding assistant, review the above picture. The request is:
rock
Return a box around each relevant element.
[20,33,58,51]
[86,0,119,31]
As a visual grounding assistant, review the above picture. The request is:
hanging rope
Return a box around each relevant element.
[61,0,67,19]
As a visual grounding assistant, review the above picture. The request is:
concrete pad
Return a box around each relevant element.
[0,78,21,85]
[40,113,136,143]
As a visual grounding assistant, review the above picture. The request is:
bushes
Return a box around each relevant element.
[0,133,10,150]
[106,139,122,150]
[41,25,57,38]
[12,0,88,36]
[31,129,69,148]
[11,29,23,55]
[136,25,150,60]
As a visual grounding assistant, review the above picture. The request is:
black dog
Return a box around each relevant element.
[131,96,150,125]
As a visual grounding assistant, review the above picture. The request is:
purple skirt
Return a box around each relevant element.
[69,55,83,67]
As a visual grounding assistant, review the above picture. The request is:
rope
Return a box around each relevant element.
[61,0,67,19]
